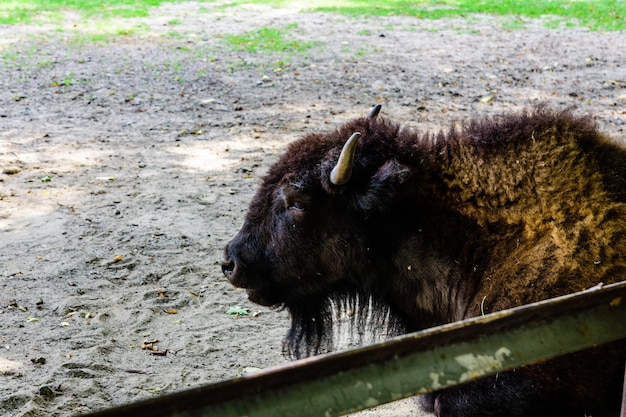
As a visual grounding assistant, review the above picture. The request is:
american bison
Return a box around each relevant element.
[222,105,626,417]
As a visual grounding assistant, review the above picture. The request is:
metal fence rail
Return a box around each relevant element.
[82,280,626,417]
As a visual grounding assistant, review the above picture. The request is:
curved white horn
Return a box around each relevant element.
[330,132,361,185]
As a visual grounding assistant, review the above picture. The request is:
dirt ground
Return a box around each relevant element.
[1,2,624,416]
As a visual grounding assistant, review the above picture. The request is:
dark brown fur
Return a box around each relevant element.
[222,106,626,417]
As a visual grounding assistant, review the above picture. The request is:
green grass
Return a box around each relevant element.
[0,0,624,31]
[223,23,317,53]
[309,0,626,31]
[0,0,188,24]
[220,24,317,74]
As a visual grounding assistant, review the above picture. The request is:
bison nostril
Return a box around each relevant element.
[221,260,235,277]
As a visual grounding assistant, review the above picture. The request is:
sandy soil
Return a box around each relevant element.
[1,2,624,416]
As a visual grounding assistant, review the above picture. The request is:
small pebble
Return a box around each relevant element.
[3,167,21,175]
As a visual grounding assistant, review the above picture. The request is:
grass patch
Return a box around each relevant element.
[308,0,626,31]
[221,23,319,74]
[223,23,317,53]
[1,0,623,32]
[0,0,185,25]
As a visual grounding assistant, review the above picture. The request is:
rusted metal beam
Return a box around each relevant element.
[81,280,626,417]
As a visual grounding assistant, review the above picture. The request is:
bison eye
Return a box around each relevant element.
[278,181,312,214]
[288,201,307,211]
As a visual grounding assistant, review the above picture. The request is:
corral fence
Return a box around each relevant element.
[82,280,626,417]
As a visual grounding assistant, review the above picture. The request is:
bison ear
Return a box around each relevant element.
[355,160,412,213]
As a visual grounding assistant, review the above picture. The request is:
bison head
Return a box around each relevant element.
[222,106,425,357]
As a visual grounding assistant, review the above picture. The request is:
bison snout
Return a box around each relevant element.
[221,259,235,279]
[221,255,248,288]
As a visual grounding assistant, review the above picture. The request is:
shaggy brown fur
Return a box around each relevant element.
[222,106,626,417]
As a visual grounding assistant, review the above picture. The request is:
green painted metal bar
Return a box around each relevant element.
[622,362,626,417]
[82,280,626,417]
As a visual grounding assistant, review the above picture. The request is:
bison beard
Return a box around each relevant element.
[222,105,626,417]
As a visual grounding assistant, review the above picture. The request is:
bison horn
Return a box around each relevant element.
[330,132,361,185]
[368,104,382,120]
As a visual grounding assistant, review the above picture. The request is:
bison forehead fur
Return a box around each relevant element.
[222,105,626,416]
